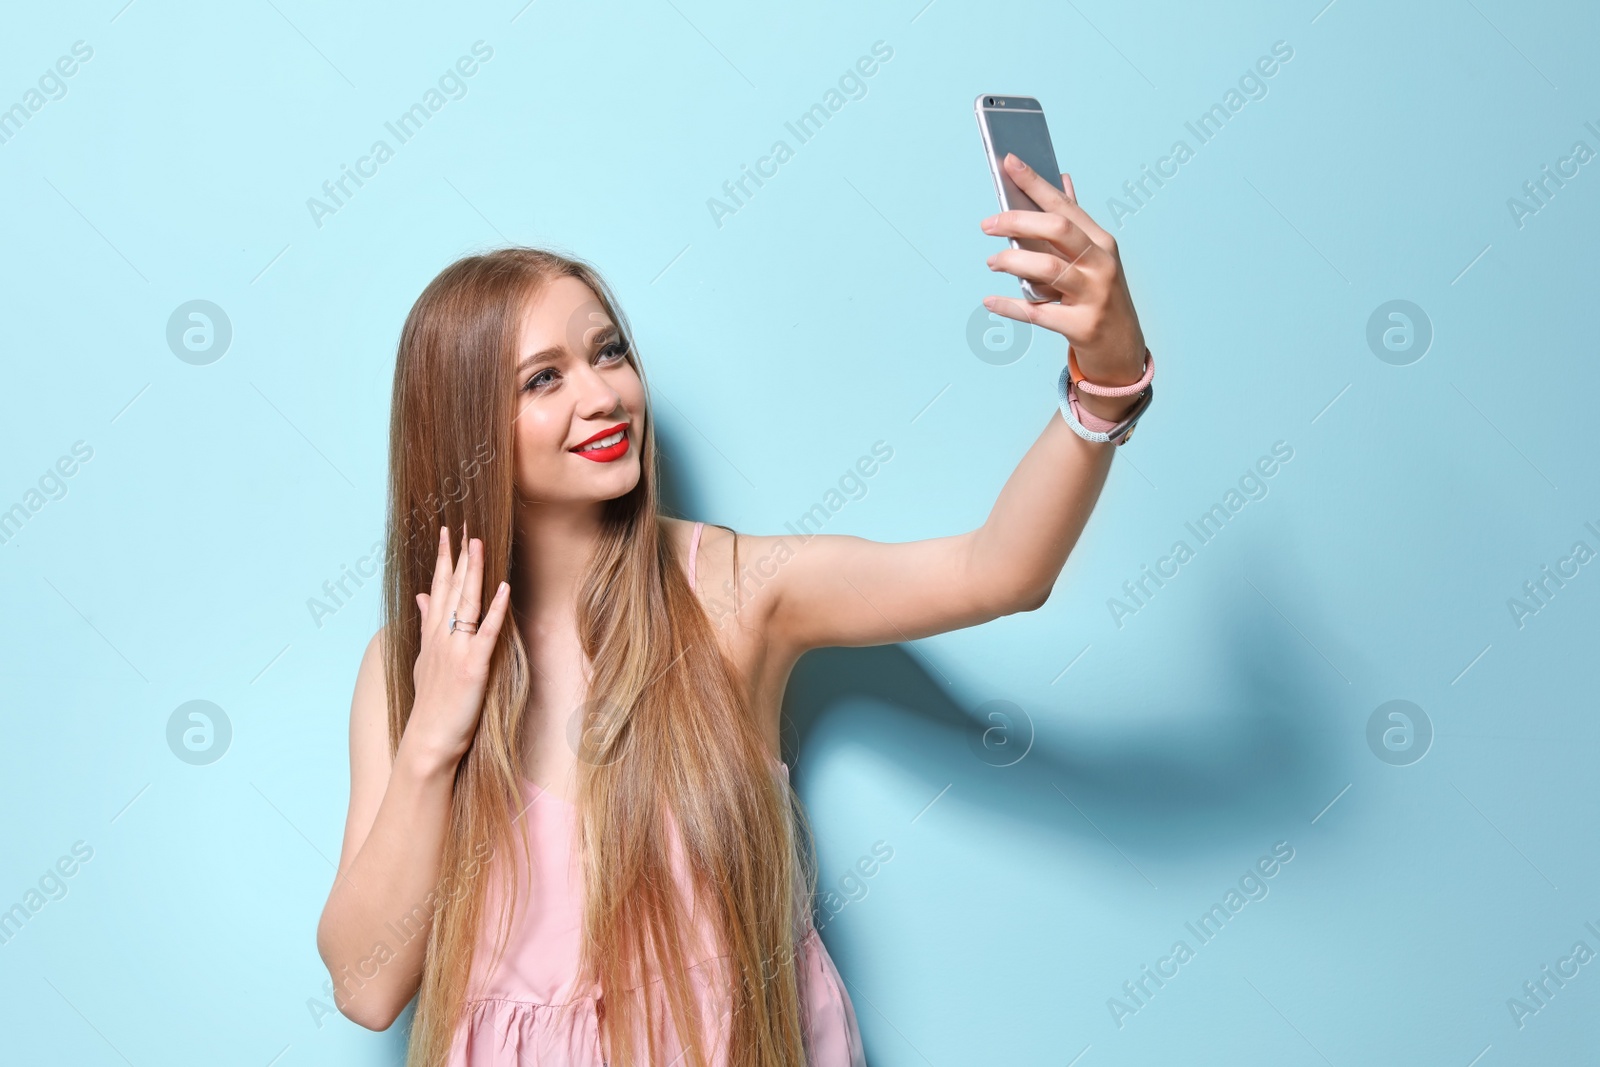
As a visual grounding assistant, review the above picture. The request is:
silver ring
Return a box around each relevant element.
[449,610,479,635]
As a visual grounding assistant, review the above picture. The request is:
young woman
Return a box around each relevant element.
[315,153,1153,1067]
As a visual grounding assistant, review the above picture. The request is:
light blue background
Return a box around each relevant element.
[3,0,1597,1063]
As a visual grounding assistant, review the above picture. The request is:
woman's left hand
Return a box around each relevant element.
[981,152,1146,388]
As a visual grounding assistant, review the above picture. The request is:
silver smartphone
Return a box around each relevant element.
[975,94,1066,303]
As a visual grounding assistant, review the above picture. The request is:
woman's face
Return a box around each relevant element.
[511,276,646,506]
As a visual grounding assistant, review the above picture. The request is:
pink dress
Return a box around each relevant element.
[446,522,867,1066]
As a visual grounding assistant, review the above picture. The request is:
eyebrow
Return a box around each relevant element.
[515,322,619,373]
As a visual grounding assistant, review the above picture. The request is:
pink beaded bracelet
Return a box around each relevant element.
[1069,346,1154,397]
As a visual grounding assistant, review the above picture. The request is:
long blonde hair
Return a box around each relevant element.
[381,247,817,1065]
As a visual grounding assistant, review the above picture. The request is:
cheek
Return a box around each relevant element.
[618,370,648,419]
[514,403,568,470]
[516,401,563,439]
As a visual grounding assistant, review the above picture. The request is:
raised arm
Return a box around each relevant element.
[315,527,511,1030]
[754,156,1151,655]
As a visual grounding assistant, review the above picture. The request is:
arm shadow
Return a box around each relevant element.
[778,555,1348,861]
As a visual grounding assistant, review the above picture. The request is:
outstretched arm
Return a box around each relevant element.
[753,156,1152,655]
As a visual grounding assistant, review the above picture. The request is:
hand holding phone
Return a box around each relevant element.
[973,93,1149,394]
[975,95,1068,302]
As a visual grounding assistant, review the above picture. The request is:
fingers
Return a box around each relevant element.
[1001,152,1072,212]
[988,246,1091,303]
[457,536,485,627]
[982,293,1048,328]
[998,154,1116,252]
[985,207,1101,268]
[428,525,454,615]
[421,521,507,644]
[981,293,1100,342]
[1057,179,1117,250]
[443,521,471,621]
[1056,173,1118,250]
[474,580,512,646]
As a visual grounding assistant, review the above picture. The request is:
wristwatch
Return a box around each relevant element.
[1056,365,1153,446]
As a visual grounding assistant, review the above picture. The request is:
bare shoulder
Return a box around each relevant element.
[660,515,694,560]
[679,523,795,636]
[353,626,387,711]
[355,626,388,709]
[659,521,795,747]
[664,517,812,657]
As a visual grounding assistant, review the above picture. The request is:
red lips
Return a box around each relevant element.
[570,422,630,463]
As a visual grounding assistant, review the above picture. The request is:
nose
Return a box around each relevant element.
[572,359,623,421]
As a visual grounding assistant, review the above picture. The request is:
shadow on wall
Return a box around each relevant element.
[775,537,1346,865]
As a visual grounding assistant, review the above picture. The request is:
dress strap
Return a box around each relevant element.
[687,521,705,588]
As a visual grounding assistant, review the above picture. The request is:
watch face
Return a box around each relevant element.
[1110,387,1152,445]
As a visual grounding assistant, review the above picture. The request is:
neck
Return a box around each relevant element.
[510,499,608,631]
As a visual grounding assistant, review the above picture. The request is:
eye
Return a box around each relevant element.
[520,336,630,394]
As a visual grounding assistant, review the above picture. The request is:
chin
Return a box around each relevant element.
[593,464,642,500]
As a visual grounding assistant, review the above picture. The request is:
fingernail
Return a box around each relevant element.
[986,254,997,267]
